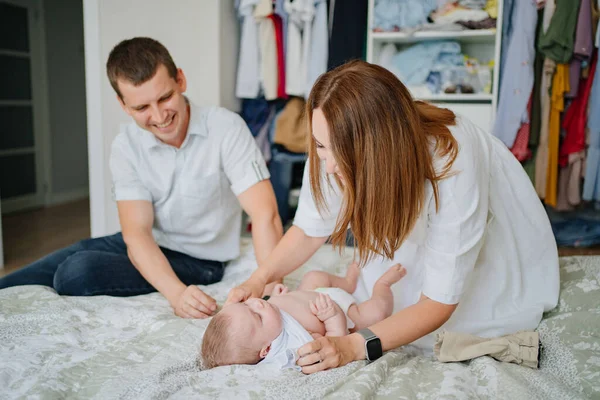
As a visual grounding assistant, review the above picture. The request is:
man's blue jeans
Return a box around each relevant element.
[0,233,225,296]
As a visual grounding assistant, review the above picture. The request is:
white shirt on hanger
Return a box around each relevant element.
[306,0,329,98]
[284,0,314,96]
[255,0,279,100]
[236,0,261,98]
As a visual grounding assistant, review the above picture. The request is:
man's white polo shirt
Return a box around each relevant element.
[109,103,270,262]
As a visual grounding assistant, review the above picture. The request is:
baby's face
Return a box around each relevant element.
[225,298,283,352]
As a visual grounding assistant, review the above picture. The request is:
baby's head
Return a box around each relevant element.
[201,298,283,369]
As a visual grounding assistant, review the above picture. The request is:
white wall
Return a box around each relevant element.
[44,0,89,201]
[84,0,239,237]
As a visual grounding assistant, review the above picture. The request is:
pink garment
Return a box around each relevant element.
[511,96,533,162]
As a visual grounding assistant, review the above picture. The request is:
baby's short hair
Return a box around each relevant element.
[201,308,261,369]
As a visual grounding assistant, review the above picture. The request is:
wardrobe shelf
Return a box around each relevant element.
[370,29,497,44]
[416,93,493,101]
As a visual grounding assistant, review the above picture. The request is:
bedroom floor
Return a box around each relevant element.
[0,198,91,277]
[0,198,599,278]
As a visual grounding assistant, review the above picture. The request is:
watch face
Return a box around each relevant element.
[366,337,383,361]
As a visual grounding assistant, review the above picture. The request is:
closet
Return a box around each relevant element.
[366,0,503,131]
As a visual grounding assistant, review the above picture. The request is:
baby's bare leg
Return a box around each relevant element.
[297,262,361,293]
[347,264,406,330]
[309,293,347,336]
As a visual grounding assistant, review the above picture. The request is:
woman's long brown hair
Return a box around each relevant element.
[307,60,458,266]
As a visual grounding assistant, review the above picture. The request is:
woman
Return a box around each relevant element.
[226,60,559,373]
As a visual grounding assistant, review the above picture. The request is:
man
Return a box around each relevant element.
[0,37,283,319]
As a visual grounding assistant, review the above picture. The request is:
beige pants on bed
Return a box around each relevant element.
[434,331,540,369]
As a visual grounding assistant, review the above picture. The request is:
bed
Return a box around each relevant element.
[1,238,599,399]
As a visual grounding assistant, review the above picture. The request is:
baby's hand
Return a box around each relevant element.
[309,293,336,322]
[271,283,289,296]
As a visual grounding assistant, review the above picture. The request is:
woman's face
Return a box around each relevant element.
[312,108,343,182]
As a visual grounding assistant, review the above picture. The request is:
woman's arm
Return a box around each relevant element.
[297,294,457,373]
[370,294,457,350]
[226,226,328,304]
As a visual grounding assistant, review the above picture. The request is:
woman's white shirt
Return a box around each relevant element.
[293,116,559,349]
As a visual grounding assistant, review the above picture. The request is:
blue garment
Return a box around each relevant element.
[240,97,272,137]
[392,41,462,86]
[583,53,600,201]
[552,218,600,247]
[0,233,225,296]
[373,0,437,31]
[492,0,537,147]
[306,0,329,98]
[499,0,515,81]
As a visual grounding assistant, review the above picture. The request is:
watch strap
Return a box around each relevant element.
[357,328,377,341]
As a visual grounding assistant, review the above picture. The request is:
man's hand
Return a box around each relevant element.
[171,285,217,319]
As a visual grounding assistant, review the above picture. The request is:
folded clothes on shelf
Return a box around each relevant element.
[379,40,492,96]
[373,0,437,31]
[373,0,497,32]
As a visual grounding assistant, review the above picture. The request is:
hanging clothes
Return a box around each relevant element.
[492,0,537,148]
[596,0,600,46]
[284,0,309,97]
[556,150,586,211]
[255,0,279,101]
[327,0,368,70]
[269,14,287,99]
[583,4,600,201]
[529,9,546,149]
[284,0,327,98]
[593,0,600,41]
[306,0,328,97]
[522,9,546,183]
[498,0,514,86]
[236,0,261,98]
[544,63,570,207]
[538,0,581,63]
[510,96,533,162]
[274,0,288,54]
[542,0,556,33]
[560,53,597,166]
[567,0,593,98]
[240,98,272,137]
[535,59,556,198]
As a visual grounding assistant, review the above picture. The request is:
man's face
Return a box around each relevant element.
[117,64,189,148]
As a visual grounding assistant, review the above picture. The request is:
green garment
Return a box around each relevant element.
[538,0,582,63]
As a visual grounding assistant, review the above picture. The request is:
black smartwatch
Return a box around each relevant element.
[356,328,383,362]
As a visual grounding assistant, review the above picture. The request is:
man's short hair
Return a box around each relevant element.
[106,37,178,99]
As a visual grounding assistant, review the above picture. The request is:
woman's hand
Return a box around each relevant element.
[296,333,366,374]
[225,275,267,305]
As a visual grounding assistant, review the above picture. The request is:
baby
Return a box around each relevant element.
[201,263,406,369]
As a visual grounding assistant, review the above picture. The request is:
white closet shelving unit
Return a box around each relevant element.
[366,0,503,132]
